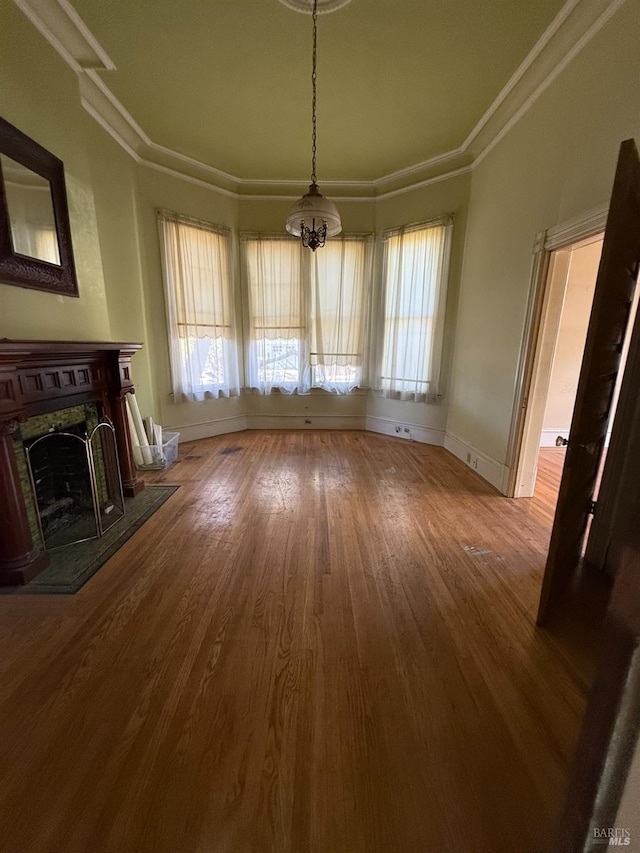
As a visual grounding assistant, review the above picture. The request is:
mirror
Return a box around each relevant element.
[1,155,61,265]
[0,116,78,296]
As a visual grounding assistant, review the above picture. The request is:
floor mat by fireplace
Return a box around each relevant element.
[2,486,178,595]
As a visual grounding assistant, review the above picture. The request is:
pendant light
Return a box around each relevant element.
[286,0,342,251]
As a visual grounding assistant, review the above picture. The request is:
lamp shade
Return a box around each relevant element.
[286,183,342,238]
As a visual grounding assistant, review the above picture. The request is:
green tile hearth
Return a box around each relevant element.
[1,486,178,595]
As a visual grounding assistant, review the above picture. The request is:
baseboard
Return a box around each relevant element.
[167,413,444,443]
[540,428,569,447]
[167,416,248,443]
[245,414,367,431]
[366,416,445,446]
[444,431,509,494]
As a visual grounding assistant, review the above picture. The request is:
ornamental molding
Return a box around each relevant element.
[12,0,629,199]
[278,0,353,14]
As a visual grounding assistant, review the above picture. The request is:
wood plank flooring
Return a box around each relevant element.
[0,433,608,853]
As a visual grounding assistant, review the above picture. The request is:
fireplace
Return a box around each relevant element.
[25,414,124,550]
[0,340,144,585]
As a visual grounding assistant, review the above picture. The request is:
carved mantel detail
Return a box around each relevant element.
[0,339,145,585]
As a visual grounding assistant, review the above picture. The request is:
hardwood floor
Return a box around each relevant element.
[0,432,608,852]
[534,447,566,523]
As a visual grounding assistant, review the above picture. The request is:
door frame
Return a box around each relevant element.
[505,204,609,498]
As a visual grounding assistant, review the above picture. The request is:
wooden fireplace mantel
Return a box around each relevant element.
[0,339,145,585]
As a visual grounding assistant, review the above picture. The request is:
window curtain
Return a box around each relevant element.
[4,178,61,264]
[159,210,239,401]
[242,234,372,395]
[34,227,60,264]
[378,219,452,402]
[243,235,308,394]
[310,235,372,393]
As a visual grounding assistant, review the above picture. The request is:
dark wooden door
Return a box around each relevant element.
[584,293,640,576]
[537,139,640,624]
[552,533,640,851]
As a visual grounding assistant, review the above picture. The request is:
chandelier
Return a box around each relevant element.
[285,0,342,251]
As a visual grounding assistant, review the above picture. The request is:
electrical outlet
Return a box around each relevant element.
[305,418,312,424]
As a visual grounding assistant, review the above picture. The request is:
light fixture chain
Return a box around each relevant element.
[311,0,318,185]
[285,0,341,249]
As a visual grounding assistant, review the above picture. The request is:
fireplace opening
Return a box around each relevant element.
[25,419,125,551]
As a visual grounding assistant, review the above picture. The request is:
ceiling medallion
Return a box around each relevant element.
[279,0,352,14]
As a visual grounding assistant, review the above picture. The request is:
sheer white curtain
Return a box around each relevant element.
[159,210,239,401]
[378,219,451,402]
[243,235,307,394]
[311,235,372,393]
[242,234,372,395]
[34,227,60,264]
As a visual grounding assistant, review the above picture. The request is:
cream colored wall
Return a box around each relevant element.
[541,239,600,438]
[82,118,156,417]
[0,2,154,415]
[0,2,111,341]
[243,389,368,427]
[447,0,640,474]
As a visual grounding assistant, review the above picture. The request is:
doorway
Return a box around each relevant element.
[539,238,602,450]
[509,214,639,505]
[511,232,604,499]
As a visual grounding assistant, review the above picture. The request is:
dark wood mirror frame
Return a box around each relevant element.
[0,116,79,297]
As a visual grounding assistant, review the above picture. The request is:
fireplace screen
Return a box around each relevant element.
[25,418,125,550]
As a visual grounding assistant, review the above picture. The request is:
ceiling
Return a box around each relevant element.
[66,0,569,184]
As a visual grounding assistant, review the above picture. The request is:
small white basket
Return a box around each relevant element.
[135,432,180,470]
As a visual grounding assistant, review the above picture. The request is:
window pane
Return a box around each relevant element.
[310,237,371,392]
[380,222,450,401]
[244,237,305,393]
[159,212,239,400]
[242,234,371,395]
[179,336,230,390]
[254,337,302,387]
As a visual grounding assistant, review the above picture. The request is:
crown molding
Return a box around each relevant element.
[372,148,473,196]
[470,0,629,164]
[13,0,115,72]
[13,0,628,199]
[79,70,148,155]
[374,165,474,201]
[139,159,239,200]
[235,179,377,200]
[461,0,582,153]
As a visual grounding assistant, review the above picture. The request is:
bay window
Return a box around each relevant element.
[159,210,239,401]
[378,218,452,402]
[242,233,372,394]
[159,209,451,405]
